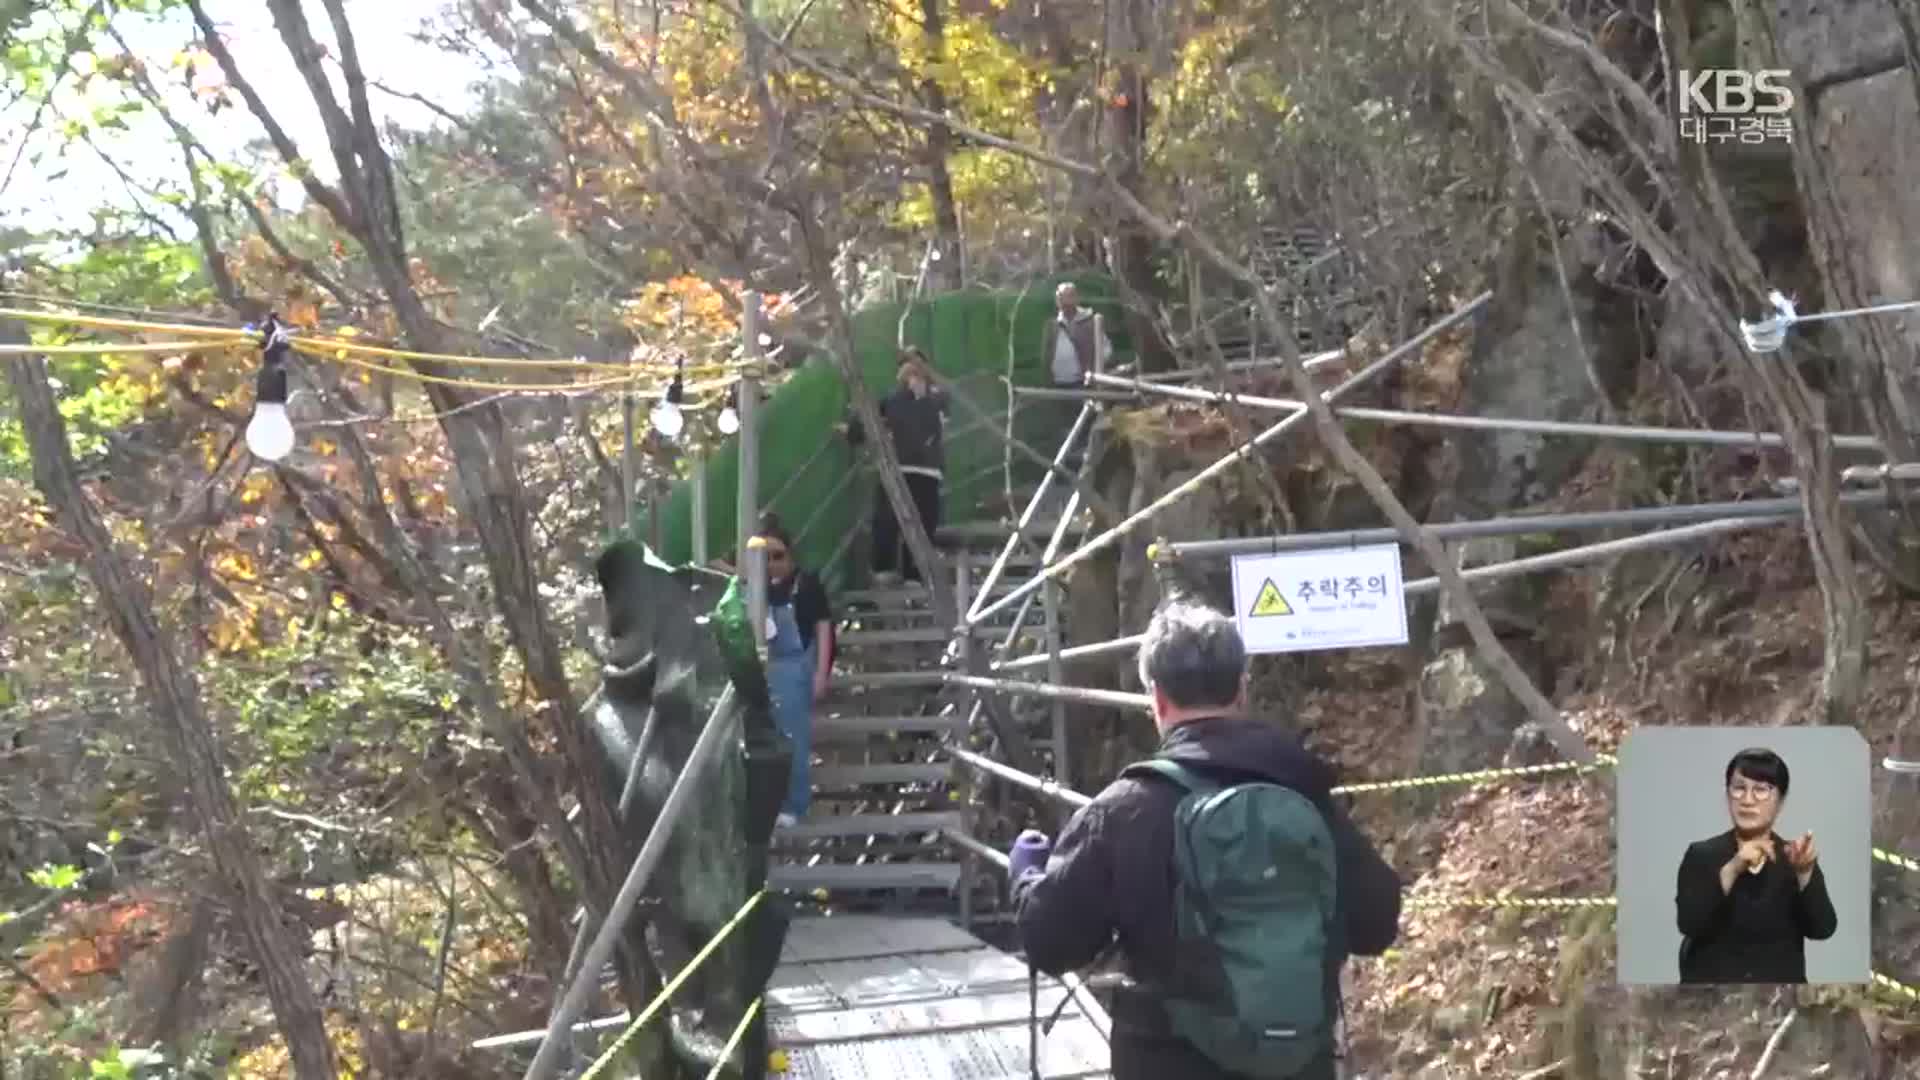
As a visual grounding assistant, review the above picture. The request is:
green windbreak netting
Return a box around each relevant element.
[644,273,1129,589]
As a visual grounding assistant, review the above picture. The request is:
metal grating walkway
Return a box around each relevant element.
[767,915,1111,1079]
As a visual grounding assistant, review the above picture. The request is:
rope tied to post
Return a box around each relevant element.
[1330,755,1617,794]
[1740,290,1920,353]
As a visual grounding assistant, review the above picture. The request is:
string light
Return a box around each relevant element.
[716,384,741,434]
[650,358,686,439]
[245,317,296,462]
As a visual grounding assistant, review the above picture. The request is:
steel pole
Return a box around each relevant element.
[945,672,1153,710]
[691,462,709,566]
[736,291,763,562]
[997,633,1146,673]
[1089,372,1881,454]
[1401,517,1781,596]
[1164,489,1892,560]
[948,745,1093,809]
[972,401,1095,620]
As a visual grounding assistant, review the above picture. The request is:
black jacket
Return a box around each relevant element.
[878,384,948,473]
[1013,715,1402,1078]
[1675,829,1838,984]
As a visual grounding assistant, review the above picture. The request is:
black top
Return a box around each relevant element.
[768,570,834,655]
[1675,829,1839,984]
[878,384,949,473]
[1013,715,1401,1067]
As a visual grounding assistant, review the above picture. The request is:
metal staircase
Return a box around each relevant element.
[767,480,1088,915]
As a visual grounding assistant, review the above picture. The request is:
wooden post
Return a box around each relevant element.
[737,291,763,562]
[691,460,709,567]
[1042,577,1069,788]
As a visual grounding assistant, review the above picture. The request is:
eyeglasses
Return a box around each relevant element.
[764,547,790,563]
[1727,782,1777,803]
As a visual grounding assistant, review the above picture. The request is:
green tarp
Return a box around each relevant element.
[643,274,1130,590]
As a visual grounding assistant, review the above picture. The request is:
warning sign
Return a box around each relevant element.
[1248,578,1293,617]
[1229,543,1408,654]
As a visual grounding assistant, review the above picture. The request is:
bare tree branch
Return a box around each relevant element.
[2,329,340,1079]
[185,0,362,233]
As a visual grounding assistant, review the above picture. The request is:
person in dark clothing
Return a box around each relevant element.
[1675,747,1837,984]
[750,514,834,828]
[1011,601,1403,1079]
[867,348,948,584]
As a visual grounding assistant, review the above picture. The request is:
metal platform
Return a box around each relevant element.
[768,915,1111,1079]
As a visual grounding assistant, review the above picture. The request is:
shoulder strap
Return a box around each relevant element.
[1120,758,1221,795]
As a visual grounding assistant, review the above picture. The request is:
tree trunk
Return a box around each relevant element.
[3,338,337,1079]
[1103,0,1175,372]
[919,0,963,291]
[240,0,624,918]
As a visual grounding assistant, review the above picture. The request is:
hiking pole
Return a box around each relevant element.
[1029,962,1040,1079]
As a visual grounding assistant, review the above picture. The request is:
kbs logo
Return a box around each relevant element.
[1677,70,1794,145]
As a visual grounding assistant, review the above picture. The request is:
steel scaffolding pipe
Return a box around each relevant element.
[1010,385,1138,402]
[948,745,1093,809]
[1137,347,1347,383]
[1402,517,1785,597]
[971,401,1096,621]
[945,672,1153,710]
[996,633,1147,673]
[966,291,1495,627]
[1842,462,1920,484]
[1162,489,1894,560]
[1089,372,1884,453]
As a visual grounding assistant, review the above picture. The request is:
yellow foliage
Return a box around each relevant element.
[213,550,259,582]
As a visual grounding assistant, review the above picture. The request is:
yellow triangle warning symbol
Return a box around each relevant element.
[1249,578,1293,617]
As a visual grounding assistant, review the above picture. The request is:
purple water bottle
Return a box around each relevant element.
[1009,829,1052,882]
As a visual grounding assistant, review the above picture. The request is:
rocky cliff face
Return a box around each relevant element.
[1056,1,1920,1072]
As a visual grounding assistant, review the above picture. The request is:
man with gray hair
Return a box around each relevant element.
[1037,281,1114,472]
[1010,600,1402,1079]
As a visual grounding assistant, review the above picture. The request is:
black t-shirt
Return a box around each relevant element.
[769,569,834,655]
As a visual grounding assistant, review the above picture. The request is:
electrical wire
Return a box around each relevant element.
[0,305,749,382]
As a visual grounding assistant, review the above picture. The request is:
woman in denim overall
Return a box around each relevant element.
[753,517,834,828]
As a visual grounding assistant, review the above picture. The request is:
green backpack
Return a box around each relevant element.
[1121,758,1342,1078]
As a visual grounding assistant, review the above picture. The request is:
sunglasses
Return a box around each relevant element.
[763,546,791,562]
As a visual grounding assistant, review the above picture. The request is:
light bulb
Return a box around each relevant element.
[650,398,684,439]
[717,405,740,435]
[246,402,295,462]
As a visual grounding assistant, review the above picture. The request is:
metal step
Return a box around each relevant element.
[812,762,951,788]
[835,626,961,647]
[834,670,949,690]
[815,713,966,742]
[773,811,963,841]
[936,517,1067,544]
[840,580,1035,607]
[768,861,963,893]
